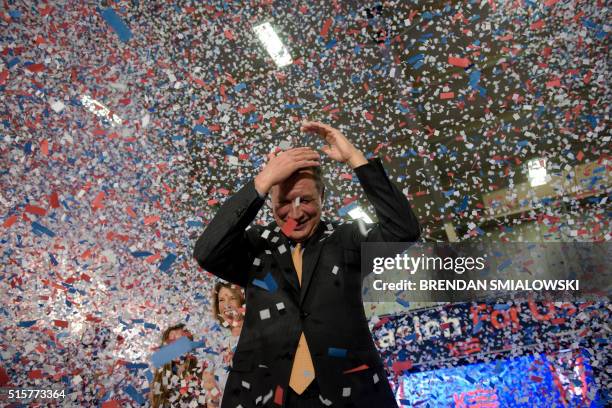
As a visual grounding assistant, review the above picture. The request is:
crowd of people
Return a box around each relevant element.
[149,283,245,408]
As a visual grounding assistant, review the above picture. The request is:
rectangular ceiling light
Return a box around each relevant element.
[348,206,374,224]
[527,157,549,187]
[253,22,293,67]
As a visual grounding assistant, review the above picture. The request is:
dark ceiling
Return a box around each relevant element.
[137,0,608,240]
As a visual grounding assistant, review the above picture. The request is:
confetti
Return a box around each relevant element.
[150,337,193,368]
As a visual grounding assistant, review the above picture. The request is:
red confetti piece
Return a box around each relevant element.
[54,320,68,328]
[392,360,413,374]
[530,20,544,30]
[3,215,18,228]
[92,192,105,209]
[0,366,9,386]
[40,139,49,156]
[126,206,137,218]
[26,63,45,73]
[440,92,455,100]
[546,78,561,88]
[237,104,256,114]
[224,30,235,40]
[0,70,8,85]
[343,364,369,374]
[448,56,471,68]
[81,249,92,260]
[146,253,161,263]
[281,218,297,236]
[273,385,284,405]
[576,151,584,161]
[28,370,43,379]
[25,204,47,216]
[101,401,121,408]
[39,5,54,16]
[320,18,333,38]
[49,191,60,209]
[144,215,160,225]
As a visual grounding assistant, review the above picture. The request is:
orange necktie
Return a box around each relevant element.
[288,243,315,394]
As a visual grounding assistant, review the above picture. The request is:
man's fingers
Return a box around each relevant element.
[286,150,320,160]
[301,120,335,134]
[294,160,321,170]
[286,147,317,155]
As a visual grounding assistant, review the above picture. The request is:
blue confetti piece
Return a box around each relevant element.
[7,58,19,69]
[407,54,424,65]
[100,8,133,43]
[338,201,358,217]
[193,124,211,135]
[455,196,469,212]
[234,83,247,92]
[123,384,146,405]
[191,340,206,349]
[49,253,58,266]
[159,253,177,272]
[126,363,148,371]
[18,320,37,328]
[328,347,347,358]
[131,251,152,258]
[324,38,337,49]
[472,320,483,334]
[396,297,410,308]
[263,273,278,292]
[144,322,158,330]
[31,221,55,237]
[151,336,193,368]
[252,278,269,291]
[283,103,303,110]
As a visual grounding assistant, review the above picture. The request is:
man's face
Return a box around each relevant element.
[271,170,323,243]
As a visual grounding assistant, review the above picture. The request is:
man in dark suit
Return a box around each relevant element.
[194,121,420,407]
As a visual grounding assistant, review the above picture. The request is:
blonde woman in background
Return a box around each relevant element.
[202,282,246,407]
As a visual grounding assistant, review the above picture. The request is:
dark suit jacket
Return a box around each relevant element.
[194,158,420,408]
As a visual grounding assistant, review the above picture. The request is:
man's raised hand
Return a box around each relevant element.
[300,121,367,168]
[254,147,320,195]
